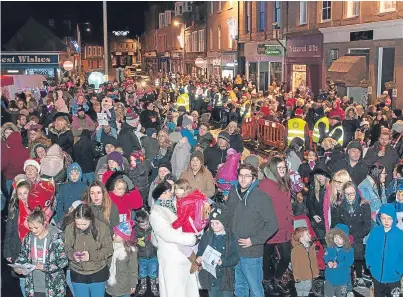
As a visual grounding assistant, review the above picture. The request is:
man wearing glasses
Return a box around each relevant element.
[226,163,278,297]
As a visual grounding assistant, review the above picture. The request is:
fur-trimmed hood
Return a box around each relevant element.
[1,122,19,141]
[345,106,358,120]
[325,224,351,251]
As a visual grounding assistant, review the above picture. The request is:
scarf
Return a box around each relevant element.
[107,242,135,286]
[344,197,359,215]
[18,200,30,242]
[155,198,177,214]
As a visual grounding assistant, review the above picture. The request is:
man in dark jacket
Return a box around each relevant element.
[118,112,142,159]
[204,131,230,177]
[331,140,369,186]
[225,163,278,297]
[364,132,400,185]
[72,129,97,185]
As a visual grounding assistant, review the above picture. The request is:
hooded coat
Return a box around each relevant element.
[170,139,191,179]
[342,106,360,146]
[365,203,403,283]
[55,163,88,222]
[197,131,214,151]
[72,130,97,173]
[324,224,354,286]
[1,132,29,180]
[358,176,387,227]
[117,122,142,159]
[215,149,241,193]
[204,145,228,177]
[291,236,320,282]
[48,126,74,156]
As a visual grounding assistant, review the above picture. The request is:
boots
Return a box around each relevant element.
[150,278,159,296]
[263,279,280,296]
[274,278,290,295]
[188,252,200,274]
[137,278,147,296]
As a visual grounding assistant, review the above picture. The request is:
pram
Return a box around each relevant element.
[292,215,326,297]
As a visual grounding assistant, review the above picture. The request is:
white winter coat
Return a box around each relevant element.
[150,204,199,297]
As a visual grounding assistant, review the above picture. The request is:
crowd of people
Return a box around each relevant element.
[1,72,403,297]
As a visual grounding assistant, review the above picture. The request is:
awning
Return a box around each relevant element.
[0,75,14,87]
[327,56,367,87]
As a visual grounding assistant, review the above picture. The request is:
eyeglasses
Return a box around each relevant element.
[277,166,287,170]
[345,192,356,197]
[239,174,253,180]
[333,180,343,184]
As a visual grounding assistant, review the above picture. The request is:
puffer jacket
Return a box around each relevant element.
[117,122,142,159]
[135,224,157,259]
[204,145,228,177]
[197,132,214,151]
[48,127,74,156]
[229,131,244,153]
[128,160,152,199]
[291,237,319,282]
[171,139,191,179]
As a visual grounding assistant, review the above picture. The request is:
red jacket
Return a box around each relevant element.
[259,178,293,244]
[109,188,143,222]
[172,189,207,233]
[1,132,29,180]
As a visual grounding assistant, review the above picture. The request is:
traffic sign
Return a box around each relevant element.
[88,71,105,89]
[195,58,206,69]
[63,60,74,71]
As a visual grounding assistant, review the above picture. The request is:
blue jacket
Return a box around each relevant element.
[181,128,196,150]
[365,203,403,283]
[324,224,354,286]
[55,163,88,222]
[358,176,387,226]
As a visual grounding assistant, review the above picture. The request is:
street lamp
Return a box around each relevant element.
[174,21,185,75]
[77,22,90,77]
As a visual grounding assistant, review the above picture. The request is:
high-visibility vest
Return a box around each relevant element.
[312,117,330,143]
[329,125,344,146]
[240,101,251,118]
[287,118,306,145]
[176,93,190,112]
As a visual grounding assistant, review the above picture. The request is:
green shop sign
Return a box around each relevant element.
[257,44,283,56]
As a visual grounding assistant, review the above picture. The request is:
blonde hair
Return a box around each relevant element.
[330,170,352,206]
[314,174,330,202]
[84,181,113,222]
[158,129,172,147]
[321,138,337,150]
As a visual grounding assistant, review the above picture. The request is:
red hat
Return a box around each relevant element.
[286,101,294,108]
[295,108,304,116]
[130,150,145,163]
[28,180,55,211]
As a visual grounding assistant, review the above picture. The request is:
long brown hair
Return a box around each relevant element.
[267,156,291,192]
[84,181,112,222]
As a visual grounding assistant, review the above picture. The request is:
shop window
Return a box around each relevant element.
[270,62,282,86]
[273,1,281,27]
[249,62,257,81]
[378,47,395,95]
[347,1,359,18]
[379,1,396,13]
[218,26,221,50]
[322,1,331,21]
[300,1,307,25]
[329,49,339,68]
[199,30,204,52]
[259,1,265,32]
[244,1,251,33]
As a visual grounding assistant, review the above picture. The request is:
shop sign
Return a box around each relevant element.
[164,52,170,57]
[293,64,306,72]
[171,52,181,59]
[1,54,59,65]
[257,44,283,56]
[212,58,221,66]
[221,54,236,65]
[115,52,122,56]
[350,30,373,42]
[144,51,157,57]
[287,34,323,58]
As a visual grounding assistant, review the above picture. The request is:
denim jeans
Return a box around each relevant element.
[235,257,264,297]
[82,172,95,185]
[20,277,27,297]
[72,281,106,297]
[66,270,75,297]
[209,285,233,297]
[139,257,158,279]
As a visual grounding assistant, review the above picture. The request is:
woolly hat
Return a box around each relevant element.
[40,144,64,177]
[126,112,139,124]
[108,152,124,168]
[113,220,135,241]
[146,128,157,137]
[71,200,83,210]
[209,207,228,227]
[393,109,402,117]
[182,115,193,127]
[169,128,183,143]
[152,181,172,200]
[178,106,186,112]
[243,155,259,169]
[295,108,304,117]
[28,180,55,212]
[218,131,230,143]
[130,150,145,163]
[103,135,117,148]
[158,162,172,173]
[329,114,341,121]
[311,162,331,179]
[190,150,204,164]
[334,223,349,237]
[346,140,363,155]
[67,163,82,181]
[24,159,41,172]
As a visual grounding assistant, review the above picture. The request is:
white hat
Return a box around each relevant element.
[23,159,41,173]
[71,200,84,210]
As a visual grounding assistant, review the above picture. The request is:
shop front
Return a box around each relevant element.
[320,19,403,108]
[143,50,158,75]
[221,52,237,80]
[1,52,61,83]
[207,52,221,78]
[159,52,171,74]
[285,34,324,95]
[244,42,284,91]
[185,52,206,78]
[171,52,183,74]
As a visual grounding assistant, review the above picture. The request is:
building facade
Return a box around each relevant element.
[82,44,104,73]
[109,35,140,76]
[143,4,163,75]
[206,1,239,79]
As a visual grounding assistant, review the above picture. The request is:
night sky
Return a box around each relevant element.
[1,1,150,44]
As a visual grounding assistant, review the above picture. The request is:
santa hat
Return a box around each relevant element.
[295,108,304,117]
[113,220,135,241]
[130,150,145,163]
[28,180,55,211]
[24,159,41,173]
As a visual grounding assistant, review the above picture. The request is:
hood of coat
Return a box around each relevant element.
[376,203,398,226]
[1,122,19,141]
[345,106,358,120]
[325,224,351,250]
[177,189,207,204]
[5,131,24,149]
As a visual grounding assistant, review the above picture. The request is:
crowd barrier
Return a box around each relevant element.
[241,117,286,150]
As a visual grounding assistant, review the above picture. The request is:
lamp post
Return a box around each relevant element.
[76,22,90,77]
[174,21,185,75]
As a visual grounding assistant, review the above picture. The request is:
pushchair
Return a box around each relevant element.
[292,215,326,297]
